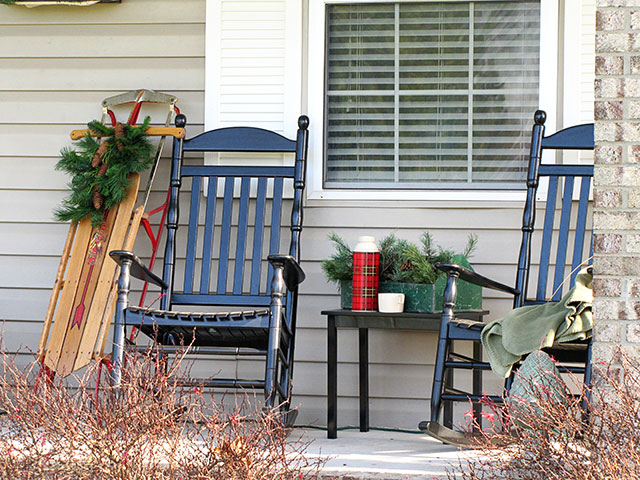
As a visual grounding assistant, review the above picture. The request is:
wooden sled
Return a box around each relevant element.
[39,175,144,377]
[38,118,186,378]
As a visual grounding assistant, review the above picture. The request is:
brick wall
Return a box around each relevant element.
[594,1,640,363]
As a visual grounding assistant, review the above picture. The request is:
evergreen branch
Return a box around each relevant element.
[321,233,353,284]
[322,231,480,286]
[392,243,438,284]
[53,118,154,227]
[86,120,113,137]
[420,232,438,260]
[379,234,409,282]
[463,233,478,258]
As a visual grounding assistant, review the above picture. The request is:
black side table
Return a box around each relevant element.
[323,308,488,439]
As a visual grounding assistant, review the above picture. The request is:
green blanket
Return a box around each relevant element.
[481,268,593,378]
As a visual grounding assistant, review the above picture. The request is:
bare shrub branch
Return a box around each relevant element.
[0,350,323,479]
[449,350,640,480]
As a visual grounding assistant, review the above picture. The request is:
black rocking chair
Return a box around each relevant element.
[421,110,594,445]
[110,114,309,420]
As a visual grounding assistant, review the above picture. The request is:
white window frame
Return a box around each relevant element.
[306,0,559,201]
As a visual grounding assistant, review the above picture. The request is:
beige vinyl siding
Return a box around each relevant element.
[0,0,589,430]
[0,0,207,363]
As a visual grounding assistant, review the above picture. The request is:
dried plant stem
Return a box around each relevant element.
[0,349,323,479]
[449,349,640,480]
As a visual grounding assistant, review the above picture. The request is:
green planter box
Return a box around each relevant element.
[338,259,482,313]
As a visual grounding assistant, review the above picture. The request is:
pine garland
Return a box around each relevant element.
[54,117,155,227]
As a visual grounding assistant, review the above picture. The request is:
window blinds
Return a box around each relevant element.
[325,1,540,189]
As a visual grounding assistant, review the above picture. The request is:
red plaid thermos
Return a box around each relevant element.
[352,236,379,311]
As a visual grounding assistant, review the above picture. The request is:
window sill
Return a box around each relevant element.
[306,188,528,203]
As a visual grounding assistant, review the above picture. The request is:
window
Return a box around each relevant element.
[323,1,540,190]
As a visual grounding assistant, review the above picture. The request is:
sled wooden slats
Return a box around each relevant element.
[96,204,146,358]
[94,204,146,361]
[44,220,94,371]
[38,221,78,361]
[42,174,141,376]
[56,206,119,377]
[72,184,143,373]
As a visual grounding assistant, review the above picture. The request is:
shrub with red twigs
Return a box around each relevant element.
[0,351,323,479]
[448,350,640,480]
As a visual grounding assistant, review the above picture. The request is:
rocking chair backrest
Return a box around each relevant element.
[514,110,594,308]
[159,115,309,312]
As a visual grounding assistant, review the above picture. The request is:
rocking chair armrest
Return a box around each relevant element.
[267,254,305,291]
[435,262,519,296]
[109,250,168,289]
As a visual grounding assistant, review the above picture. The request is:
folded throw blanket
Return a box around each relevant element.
[481,268,592,378]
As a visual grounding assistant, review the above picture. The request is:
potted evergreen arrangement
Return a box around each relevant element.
[322,232,482,313]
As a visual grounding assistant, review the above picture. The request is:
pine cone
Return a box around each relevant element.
[92,187,104,210]
[91,142,108,168]
[114,122,125,151]
[400,261,413,271]
[97,163,108,176]
[114,122,125,138]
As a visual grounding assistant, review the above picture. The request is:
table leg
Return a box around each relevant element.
[327,315,337,439]
[359,328,369,432]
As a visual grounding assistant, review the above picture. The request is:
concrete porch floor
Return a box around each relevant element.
[292,428,480,479]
